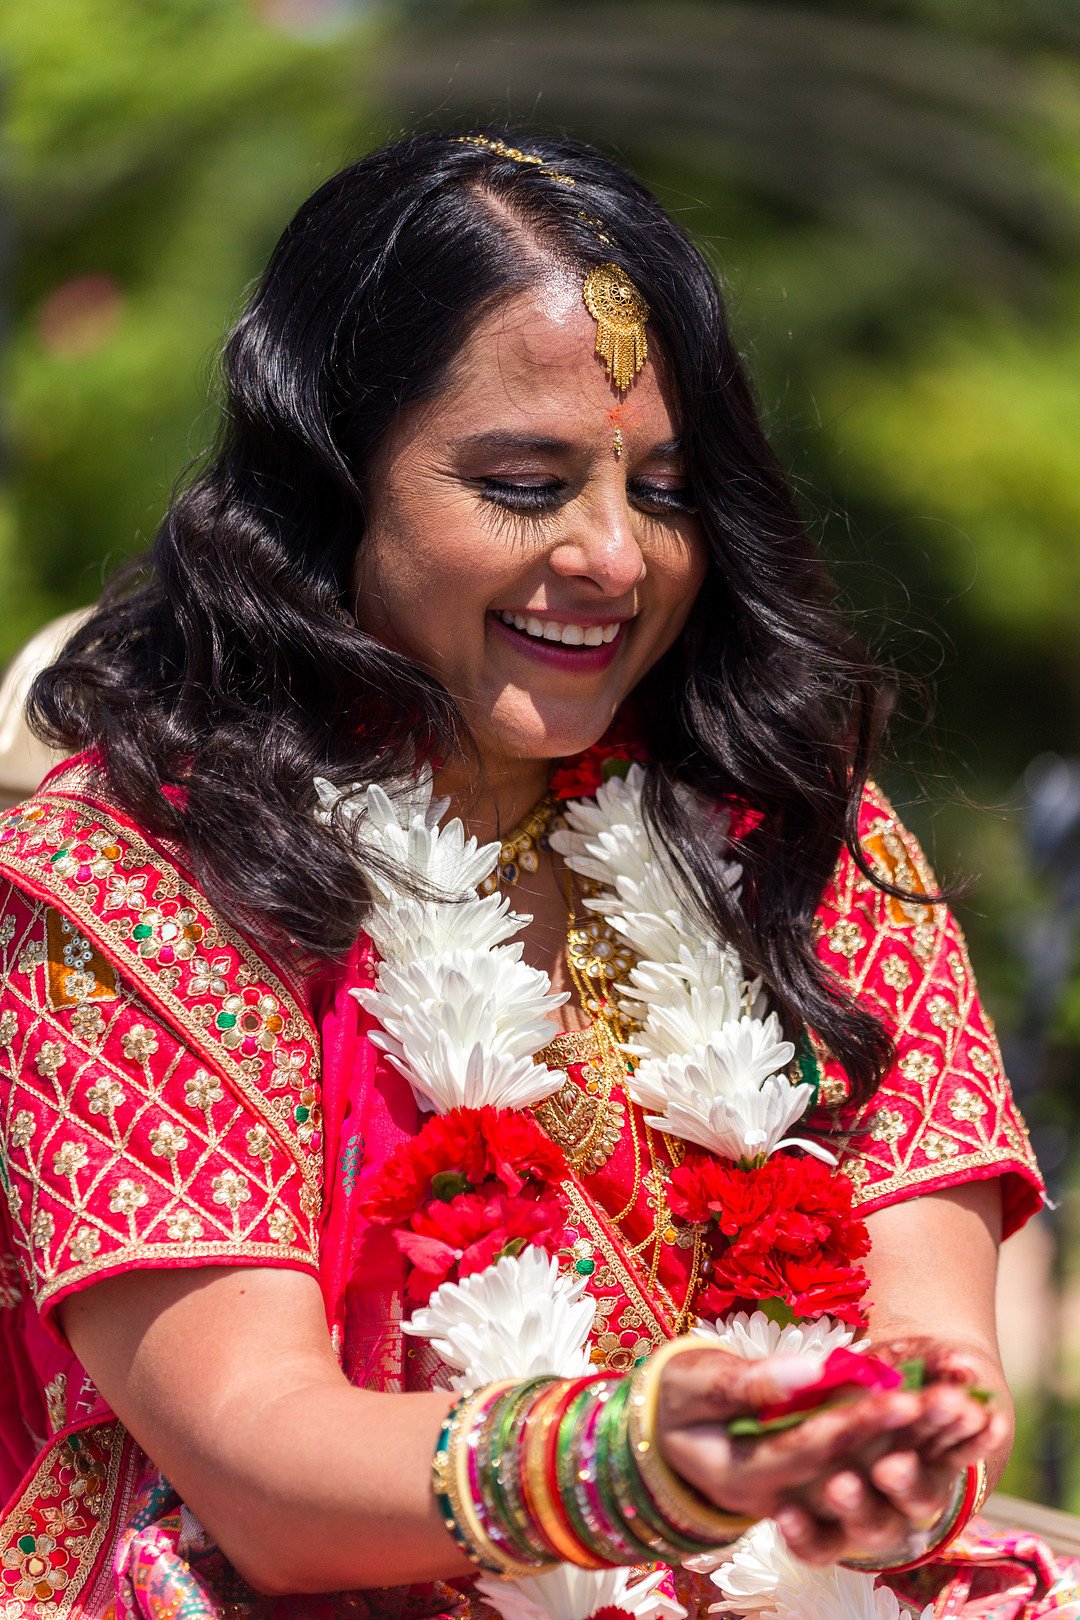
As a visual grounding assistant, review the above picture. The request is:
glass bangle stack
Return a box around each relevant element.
[431,1343,755,1578]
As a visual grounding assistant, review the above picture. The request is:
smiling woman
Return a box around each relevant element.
[0,130,1057,1619]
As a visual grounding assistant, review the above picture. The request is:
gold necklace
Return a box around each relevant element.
[479,792,562,895]
[560,873,707,1336]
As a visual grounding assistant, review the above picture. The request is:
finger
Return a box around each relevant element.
[774,1503,849,1566]
[870,1451,958,1525]
[659,1347,821,1428]
[812,1469,914,1553]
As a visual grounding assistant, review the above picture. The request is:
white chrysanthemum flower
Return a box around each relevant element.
[625,979,756,1062]
[315,769,448,835]
[694,1310,859,1367]
[316,776,499,898]
[366,891,527,963]
[628,1019,821,1159]
[353,949,566,1111]
[476,1562,686,1620]
[648,1072,830,1163]
[403,1246,595,1386]
[708,1521,931,1620]
[707,1520,813,1611]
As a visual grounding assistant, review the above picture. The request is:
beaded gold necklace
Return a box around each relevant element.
[478,792,562,895]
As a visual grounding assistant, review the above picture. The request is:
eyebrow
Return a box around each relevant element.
[449,430,684,459]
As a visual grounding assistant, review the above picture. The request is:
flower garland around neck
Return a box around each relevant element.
[313,755,916,1620]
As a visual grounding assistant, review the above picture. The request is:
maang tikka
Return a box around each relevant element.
[582,262,649,398]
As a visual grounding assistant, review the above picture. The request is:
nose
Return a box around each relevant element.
[547,488,647,598]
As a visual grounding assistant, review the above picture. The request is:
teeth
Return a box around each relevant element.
[496,610,624,647]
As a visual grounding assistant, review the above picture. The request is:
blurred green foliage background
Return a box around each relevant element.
[4,0,1080,1501]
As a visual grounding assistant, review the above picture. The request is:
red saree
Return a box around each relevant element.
[0,754,1048,1617]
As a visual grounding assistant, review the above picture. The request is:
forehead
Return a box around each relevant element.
[426,273,680,436]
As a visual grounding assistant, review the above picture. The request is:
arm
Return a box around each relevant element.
[63,1256,1002,1593]
[862,1178,1013,1486]
[60,1265,469,1596]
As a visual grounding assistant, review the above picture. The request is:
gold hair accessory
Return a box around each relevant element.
[455,134,576,188]
[582,263,649,395]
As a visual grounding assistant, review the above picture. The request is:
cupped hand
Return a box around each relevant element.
[656,1345,1004,1565]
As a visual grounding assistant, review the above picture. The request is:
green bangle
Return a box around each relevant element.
[554,1379,624,1567]
[604,1367,703,1559]
[487,1378,560,1565]
[594,1376,684,1562]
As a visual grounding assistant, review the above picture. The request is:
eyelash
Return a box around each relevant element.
[479,478,698,517]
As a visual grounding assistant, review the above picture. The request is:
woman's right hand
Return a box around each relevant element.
[656,1344,1004,1565]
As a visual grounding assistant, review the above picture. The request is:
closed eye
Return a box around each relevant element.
[629,481,698,516]
[478,479,565,514]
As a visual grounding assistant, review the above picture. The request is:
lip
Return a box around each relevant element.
[487,612,625,672]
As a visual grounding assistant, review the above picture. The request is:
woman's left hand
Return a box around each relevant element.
[772,1337,1008,1565]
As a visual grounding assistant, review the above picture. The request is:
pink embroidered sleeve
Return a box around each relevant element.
[810,784,1044,1237]
[0,877,320,1329]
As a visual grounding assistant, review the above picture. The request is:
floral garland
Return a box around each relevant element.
[315,757,926,1620]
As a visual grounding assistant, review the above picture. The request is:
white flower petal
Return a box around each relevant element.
[477,1563,685,1620]
[694,1310,859,1367]
[403,1246,595,1384]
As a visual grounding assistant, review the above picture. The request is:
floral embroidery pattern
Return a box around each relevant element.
[215,986,284,1056]
[0,777,323,1312]
[130,902,203,965]
[86,1077,124,1116]
[814,784,1042,1231]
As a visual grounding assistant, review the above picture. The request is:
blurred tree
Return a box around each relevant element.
[4,0,1080,1017]
[2,0,384,656]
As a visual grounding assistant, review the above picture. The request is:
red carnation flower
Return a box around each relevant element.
[549,712,648,801]
[362,1106,566,1224]
[398,1189,567,1302]
[678,1152,871,1328]
[479,1108,567,1195]
[361,1110,489,1223]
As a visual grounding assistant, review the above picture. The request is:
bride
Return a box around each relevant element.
[0,129,1046,1618]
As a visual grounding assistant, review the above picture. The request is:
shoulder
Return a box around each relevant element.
[0,764,324,1323]
[809,781,1044,1236]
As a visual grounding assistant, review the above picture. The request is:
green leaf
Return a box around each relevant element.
[431,1171,471,1202]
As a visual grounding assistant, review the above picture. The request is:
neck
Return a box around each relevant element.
[433,752,553,844]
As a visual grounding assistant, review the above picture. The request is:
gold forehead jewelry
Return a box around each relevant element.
[454,134,576,188]
[582,263,649,395]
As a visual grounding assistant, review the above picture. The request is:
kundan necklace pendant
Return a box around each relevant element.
[479,792,563,895]
[582,263,649,394]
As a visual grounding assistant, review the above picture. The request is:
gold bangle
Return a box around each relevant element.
[449,1382,548,1578]
[629,1338,756,1545]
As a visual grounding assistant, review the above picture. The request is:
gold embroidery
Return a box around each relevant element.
[0,1421,129,1619]
[2,880,321,1310]
[533,1025,626,1173]
[0,779,322,1214]
[822,788,1041,1210]
[45,907,117,1009]
[43,1373,67,1435]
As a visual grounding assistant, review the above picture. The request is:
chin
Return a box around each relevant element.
[483,701,621,765]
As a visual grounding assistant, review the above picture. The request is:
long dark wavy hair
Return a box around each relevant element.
[30,127,907,1102]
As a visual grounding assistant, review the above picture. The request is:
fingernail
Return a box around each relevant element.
[768,1355,822,1392]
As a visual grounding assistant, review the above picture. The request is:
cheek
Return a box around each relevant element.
[653,526,709,632]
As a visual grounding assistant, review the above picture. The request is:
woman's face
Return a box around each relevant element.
[351,272,708,767]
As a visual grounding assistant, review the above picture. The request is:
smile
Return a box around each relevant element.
[494,611,622,646]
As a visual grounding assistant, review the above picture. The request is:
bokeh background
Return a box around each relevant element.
[3,0,1080,1507]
